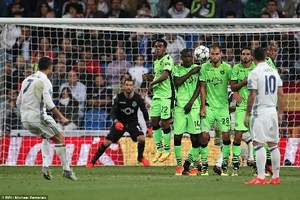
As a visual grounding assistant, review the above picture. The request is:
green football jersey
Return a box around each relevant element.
[231,62,256,108]
[174,64,200,108]
[200,62,232,109]
[153,54,175,99]
[265,57,278,71]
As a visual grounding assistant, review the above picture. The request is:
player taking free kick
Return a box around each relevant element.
[16,57,77,181]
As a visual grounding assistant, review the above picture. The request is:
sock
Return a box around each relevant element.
[269,146,280,178]
[232,142,241,168]
[191,147,200,168]
[184,150,193,171]
[200,145,208,165]
[216,152,222,167]
[222,140,231,166]
[153,128,163,151]
[253,145,256,164]
[42,139,50,168]
[174,145,182,166]
[92,144,108,164]
[137,142,145,162]
[264,143,272,165]
[55,144,70,171]
[163,127,171,152]
[255,145,266,179]
[248,141,254,161]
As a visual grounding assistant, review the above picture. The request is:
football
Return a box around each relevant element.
[194,45,210,61]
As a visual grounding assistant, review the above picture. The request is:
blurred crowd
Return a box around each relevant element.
[1,0,300,134]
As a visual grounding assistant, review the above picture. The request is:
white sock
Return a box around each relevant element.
[216,152,222,167]
[248,141,254,161]
[269,146,280,178]
[55,144,70,171]
[255,145,266,179]
[42,139,50,167]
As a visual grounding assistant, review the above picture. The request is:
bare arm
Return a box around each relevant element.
[188,81,201,105]
[277,86,284,116]
[246,89,257,116]
[200,81,206,109]
[142,73,154,81]
[230,79,247,92]
[174,67,199,87]
[150,70,170,86]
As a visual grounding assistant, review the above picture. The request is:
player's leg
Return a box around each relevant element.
[216,110,231,176]
[173,106,186,175]
[266,116,280,184]
[264,143,273,176]
[150,99,164,162]
[131,125,150,167]
[158,98,172,162]
[232,108,248,176]
[87,127,123,167]
[245,116,267,185]
[213,125,223,175]
[41,138,52,180]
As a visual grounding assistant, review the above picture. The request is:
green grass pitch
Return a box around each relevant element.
[0,166,299,200]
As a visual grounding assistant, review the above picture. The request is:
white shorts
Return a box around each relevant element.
[251,114,279,143]
[23,115,59,139]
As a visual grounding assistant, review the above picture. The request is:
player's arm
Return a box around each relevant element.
[245,89,257,116]
[150,70,170,86]
[200,81,206,109]
[142,73,154,81]
[110,95,119,123]
[230,79,247,92]
[188,81,201,105]
[139,96,150,124]
[174,67,199,87]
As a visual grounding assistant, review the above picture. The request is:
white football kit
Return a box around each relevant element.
[17,71,59,139]
[247,62,282,143]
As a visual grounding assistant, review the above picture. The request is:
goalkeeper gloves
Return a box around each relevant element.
[114,120,124,131]
[146,121,152,136]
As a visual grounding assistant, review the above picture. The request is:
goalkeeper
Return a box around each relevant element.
[86,78,151,168]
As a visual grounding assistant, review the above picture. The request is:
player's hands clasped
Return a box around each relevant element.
[115,121,124,131]
[200,107,206,117]
[233,92,242,103]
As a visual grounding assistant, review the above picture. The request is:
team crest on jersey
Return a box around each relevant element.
[220,70,225,75]
[132,101,137,107]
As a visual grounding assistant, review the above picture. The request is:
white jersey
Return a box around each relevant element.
[16,71,56,122]
[247,62,282,116]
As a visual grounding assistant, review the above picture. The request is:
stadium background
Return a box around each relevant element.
[0,0,300,167]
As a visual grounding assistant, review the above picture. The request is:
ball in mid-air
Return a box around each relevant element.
[194,45,210,61]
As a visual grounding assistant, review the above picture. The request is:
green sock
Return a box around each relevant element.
[174,145,182,166]
[232,142,241,167]
[200,146,208,165]
[264,143,272,161]
[253,146,256,163]
[190,147,200,167]
[163,130,171,152]
[153,128,163,151]
[222,143,231,165]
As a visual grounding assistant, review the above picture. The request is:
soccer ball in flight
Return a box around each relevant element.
[194,45,210,62]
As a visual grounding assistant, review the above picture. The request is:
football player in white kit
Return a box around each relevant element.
[244,47,284,185]
[17,57,78,181]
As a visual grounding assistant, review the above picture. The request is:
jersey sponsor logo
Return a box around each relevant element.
[206,77,223,86]
[119,101,126,104]
[187,76,198,84]
[121,107,135,115]
[165,62,171,66]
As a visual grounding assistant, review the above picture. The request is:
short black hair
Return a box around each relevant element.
[155,38,168,48]
[252,47,266,61]
[38,57,52,70]
[241,47,252,54]
[180,48,193,55]
[124,78,134,84]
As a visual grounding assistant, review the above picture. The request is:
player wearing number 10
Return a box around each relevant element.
[16,57,77,181]
[244,47,284,185]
